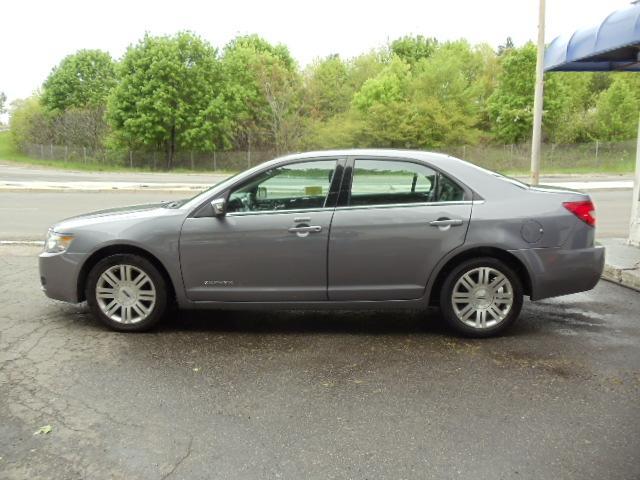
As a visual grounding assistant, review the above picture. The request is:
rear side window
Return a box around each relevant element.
[436,172,465,202]
[349,159,464,206]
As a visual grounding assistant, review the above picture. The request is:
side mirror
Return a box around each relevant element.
[211,197,226,217]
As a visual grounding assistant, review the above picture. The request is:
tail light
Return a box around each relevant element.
[563,200,595,227]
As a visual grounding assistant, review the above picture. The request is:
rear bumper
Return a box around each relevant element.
[39,251,84,303]
[509,245,605,301]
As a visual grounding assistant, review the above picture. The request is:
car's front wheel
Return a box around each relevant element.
[86,254,169,332]
[439,257,523,337]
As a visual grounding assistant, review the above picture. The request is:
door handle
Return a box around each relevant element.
[429,218,463,227]
[288,225,323,233]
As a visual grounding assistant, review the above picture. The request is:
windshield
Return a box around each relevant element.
[181,170,246,207]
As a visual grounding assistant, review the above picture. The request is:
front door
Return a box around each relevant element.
[328,158,472,301]
[180,158,342,302]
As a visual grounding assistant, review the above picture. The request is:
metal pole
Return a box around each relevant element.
[530,0,546,186]
[628,113,640,246]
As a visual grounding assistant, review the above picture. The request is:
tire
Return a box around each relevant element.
[439,257,523,338]
[86,254,169,332]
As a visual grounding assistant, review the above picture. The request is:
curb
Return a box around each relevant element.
[602,263,640,292]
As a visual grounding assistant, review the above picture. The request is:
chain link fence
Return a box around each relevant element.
[442,140,637,172]
[22,144,280,171]
[22,140,637,173]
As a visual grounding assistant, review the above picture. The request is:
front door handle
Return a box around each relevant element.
[288,225,322,234]
[429,218,463,227]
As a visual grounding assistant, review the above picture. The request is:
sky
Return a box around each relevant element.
[0,0,633,116]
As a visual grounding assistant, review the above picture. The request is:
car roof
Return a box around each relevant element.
[184,149,530,209]
[275,149,523,199]
[279,149,453,163]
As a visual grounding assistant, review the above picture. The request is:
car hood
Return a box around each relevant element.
[53,202,172,231]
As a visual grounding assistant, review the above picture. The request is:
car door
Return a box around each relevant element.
[180,158,344,302]
[328,157,472,301]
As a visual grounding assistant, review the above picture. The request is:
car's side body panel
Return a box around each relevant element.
[40,207,186,305]
[38,149,605,311]
[328,202,472,301]
[180,209,335,301]
[509,245,605,301]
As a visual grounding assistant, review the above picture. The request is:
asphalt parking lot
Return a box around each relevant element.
[1,245,639,479]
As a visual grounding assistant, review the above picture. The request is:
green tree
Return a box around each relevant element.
[41,50,117,112]
[487,43,565,143]
[594,76,640,140]
[547,73,596,143]
[347,50,389,92]
[0,92,6,115]
[351,58,418,147]
[410,41,489,146]
[303,55,353,120]
[9,96,54,148]
[220,34,301,151]
[108,32,226,168]
[390,35,437,65]
[352,57,410,112]
[347,41,491,149]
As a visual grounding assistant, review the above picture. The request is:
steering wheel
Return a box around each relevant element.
[240,193,254,211]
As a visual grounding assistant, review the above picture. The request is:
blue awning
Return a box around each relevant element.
[544,3,640,72]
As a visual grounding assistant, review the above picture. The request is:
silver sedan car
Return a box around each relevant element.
[39,150,605,337]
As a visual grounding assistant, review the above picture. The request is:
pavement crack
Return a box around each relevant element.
[161,436,194,480]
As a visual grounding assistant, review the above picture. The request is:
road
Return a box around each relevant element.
[0,245,638,479]
[0,163,229,184]
[0,189,632,241]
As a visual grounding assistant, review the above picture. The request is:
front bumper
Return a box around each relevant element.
[39,251,85,303]
[509,245,605,301]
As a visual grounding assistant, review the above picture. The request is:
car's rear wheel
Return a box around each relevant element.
[86,254,168,332]
[439,257,523,337]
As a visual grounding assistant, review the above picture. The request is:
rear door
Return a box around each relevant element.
[328,157,472,301]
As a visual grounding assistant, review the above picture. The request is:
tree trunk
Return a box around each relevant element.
[165,124,176,170]
[164,140,171,170]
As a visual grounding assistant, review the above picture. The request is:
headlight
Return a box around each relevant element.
[44,230,74,253]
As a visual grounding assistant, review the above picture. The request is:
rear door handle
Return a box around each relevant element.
[429,219,463,227]
[288,225,323,233]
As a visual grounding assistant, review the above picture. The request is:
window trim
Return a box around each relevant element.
[334,200,473,212]
[342,156,471,209]
[226,207,336,217]
[190,157,345,218]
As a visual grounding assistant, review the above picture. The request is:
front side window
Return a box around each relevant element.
[349,159,464,206]
[227,160,337,213]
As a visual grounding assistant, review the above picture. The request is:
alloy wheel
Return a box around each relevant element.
[95,264,156,324]
[451,267,514,329]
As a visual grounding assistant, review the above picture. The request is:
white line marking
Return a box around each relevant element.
[0,240,42,246]
[546,181,633,190]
